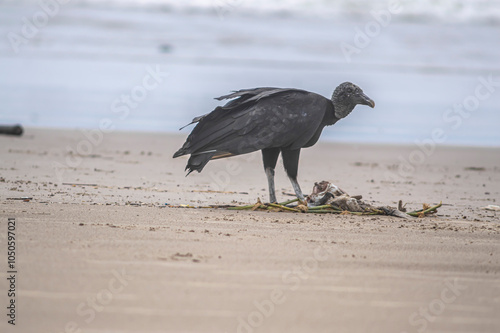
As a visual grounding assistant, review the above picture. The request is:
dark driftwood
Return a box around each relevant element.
[0,125,23,136]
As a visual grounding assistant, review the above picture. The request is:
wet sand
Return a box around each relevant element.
[0,128,499,333]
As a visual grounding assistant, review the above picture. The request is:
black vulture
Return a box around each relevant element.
[173,82,375,203]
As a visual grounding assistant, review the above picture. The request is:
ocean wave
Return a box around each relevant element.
[3,0,500,24]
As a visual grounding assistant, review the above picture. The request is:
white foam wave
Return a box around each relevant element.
[3,0,500,24]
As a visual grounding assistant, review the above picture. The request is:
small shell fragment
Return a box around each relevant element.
[482,205,500,211]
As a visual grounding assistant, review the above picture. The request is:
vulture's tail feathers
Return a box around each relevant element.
[185,151,216,176]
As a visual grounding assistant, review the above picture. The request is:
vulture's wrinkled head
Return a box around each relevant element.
[332,82,375,119]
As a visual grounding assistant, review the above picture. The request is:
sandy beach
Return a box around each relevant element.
[0,128,499,333]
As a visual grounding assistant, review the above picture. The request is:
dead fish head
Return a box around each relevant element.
[311,181,330,195]
[307,181,346,205]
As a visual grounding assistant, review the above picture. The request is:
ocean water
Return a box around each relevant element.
[0,0,499,146]
[11,0,500,24]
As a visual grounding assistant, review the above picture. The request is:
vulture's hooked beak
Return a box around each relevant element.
[358,92,375,108]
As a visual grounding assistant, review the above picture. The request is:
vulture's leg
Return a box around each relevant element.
[261,148,281,203]
[281,148,305,201]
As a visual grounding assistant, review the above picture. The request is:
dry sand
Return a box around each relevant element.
[0,128,499,333]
